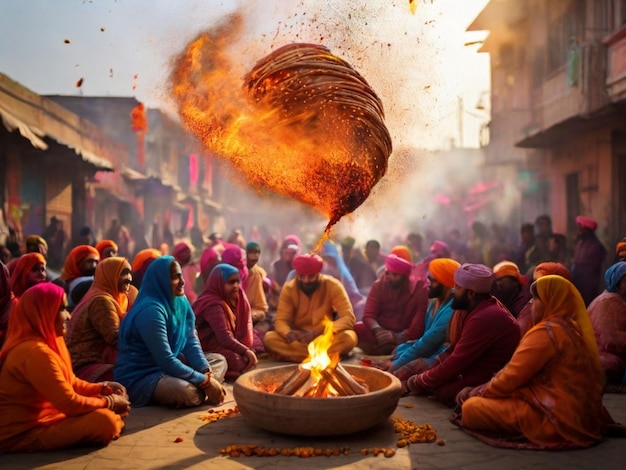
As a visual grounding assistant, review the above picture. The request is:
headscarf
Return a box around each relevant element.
[284,234,301,248]
[119,256,191,356]
[222,245,248,284]
[95,239,118,259]
[428,258,461,288]
[25,235,48,252]
[194,263,252,346]
[67,257,130,342]
[200,247,221,282]
[604,261,626,293]
[132,248,162,287]
[575,215,598,231]
[0,283,70,375]
[0,261,15,309]
[60,245,99,281]
[385,253,413,276]
[321,240,363,300]
[173,242,193,266]
[10,253,46,297]
[453,263,495,293]
[531,275,601,373]
[493,260,525,286]
[389,245,413,263]
[293,254,324,275]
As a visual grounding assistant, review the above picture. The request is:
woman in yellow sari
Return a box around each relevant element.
[456,275,619,449]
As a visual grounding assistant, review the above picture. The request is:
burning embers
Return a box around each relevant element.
[269,321,368,397]
[170,14,392,229]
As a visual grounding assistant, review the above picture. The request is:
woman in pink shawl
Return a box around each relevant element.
[192,263,258,380]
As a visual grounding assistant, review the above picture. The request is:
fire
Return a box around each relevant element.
[300,319,337,392]
[169,13,392,230]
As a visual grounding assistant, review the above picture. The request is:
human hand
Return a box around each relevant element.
[202,376,226,405]
[374,328,395,346]
[298,331,318,344]
[406,375,427,395]
[243,349,258,371]
[455,386,475,407]
[105,393,131,416]
[285,331,299,343]
[100,381,128,398]
[370,359,393,372]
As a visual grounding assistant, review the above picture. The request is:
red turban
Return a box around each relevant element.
[292,254,323,275]
[385,254,412,276]
[533,262,571,282]
[454,263,494,293]
[173,242,192,265]
[428,258,460,288]
[575,215,597,231]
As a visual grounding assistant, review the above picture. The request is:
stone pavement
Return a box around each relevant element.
[3,357,626,470]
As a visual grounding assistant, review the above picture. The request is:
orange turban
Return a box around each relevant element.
[132,248,162,273]
[428,258,460,288]
[95,240,118,259]
[616,238,626,258]
[493,260,525,286]
[389,245,413,263]
[533,262,571,282]
[60,245,99,281]
[292,254,323,275]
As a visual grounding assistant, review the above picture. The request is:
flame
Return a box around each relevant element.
[300,318,335,381]
[169,13,391,231]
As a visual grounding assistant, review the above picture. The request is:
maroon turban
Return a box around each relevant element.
[453,263,495,293]
[385,254,413,276]
[173,242,192,265]
[575,215,597,231]
[292,254,323,275]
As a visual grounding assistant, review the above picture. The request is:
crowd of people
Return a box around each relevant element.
[0,213,625,452]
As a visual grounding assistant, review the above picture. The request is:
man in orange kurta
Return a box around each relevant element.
[263,254,357,362]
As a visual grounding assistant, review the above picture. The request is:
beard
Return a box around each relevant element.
[428,283,444,299]
[298,280,321,296]
[451,291,470,310]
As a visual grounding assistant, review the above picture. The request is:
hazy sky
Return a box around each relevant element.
[0,0,490,149]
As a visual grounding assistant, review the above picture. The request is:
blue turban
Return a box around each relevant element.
[605,261,626,293]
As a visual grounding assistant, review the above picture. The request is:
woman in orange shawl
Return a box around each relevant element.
[66,257,132,382]
[455,275,617,449]
[0,283,129,452]
[9,252,47,298]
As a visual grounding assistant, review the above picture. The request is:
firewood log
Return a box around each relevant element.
[321,369,354,396]
[275,367,311,395]
[335,363,369,394]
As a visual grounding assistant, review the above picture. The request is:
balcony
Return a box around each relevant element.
[605,26,626,102]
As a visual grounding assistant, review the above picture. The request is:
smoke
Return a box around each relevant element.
[159,0,496,249]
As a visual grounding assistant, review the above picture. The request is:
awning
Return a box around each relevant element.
[122,166,148,182]
[0,73,114,171]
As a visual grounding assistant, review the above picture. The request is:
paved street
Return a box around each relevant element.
[3,358,625,470]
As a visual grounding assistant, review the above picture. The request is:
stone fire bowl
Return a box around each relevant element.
[233,364,402,436]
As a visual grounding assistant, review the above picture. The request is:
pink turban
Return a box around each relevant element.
[453,263,495,293]
[173,242,192,265]
[430,240,450,257]
[385,254,413,276]
[292,254,323,275]
[576,215,597,231]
